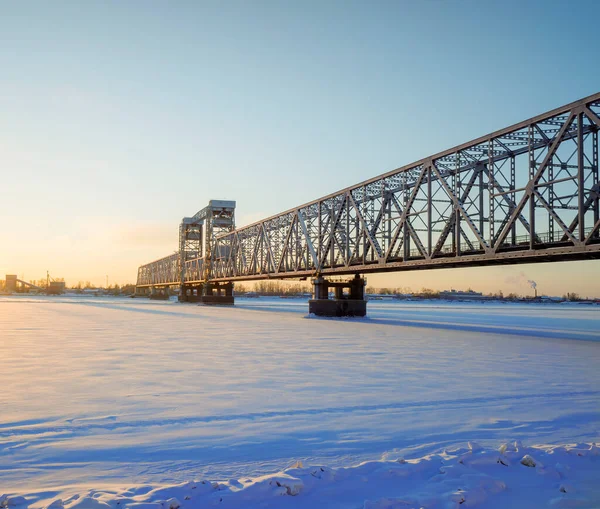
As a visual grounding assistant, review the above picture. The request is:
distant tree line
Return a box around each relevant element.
[1,277,592,301]
[364,286,592,301]
[68,282,136,295]
[365,286,414,295]
[235,280,311,296]
[25,277,65,289]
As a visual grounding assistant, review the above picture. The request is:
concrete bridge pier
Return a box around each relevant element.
[135,286,149,297]
[309,274,367,317]
[149,286,169,300]
[179,282,234,305]
[200,281,234,305]
[179,284,203,302]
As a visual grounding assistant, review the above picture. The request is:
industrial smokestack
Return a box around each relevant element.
[527,280,538,298]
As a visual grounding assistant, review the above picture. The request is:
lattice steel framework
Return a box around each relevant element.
[137,252,179,287]
[137,201,235,287]
[137,93,600,287]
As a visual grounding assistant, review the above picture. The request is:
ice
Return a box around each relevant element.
[1,295,599,507]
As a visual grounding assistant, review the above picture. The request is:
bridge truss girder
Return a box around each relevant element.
[136,253,179,287]
[205,93,600,282]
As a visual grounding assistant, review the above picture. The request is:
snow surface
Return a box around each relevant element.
[1,296,599,507]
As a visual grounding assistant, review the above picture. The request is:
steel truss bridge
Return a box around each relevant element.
[137,93,600,293]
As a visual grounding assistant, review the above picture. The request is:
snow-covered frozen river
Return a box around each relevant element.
[1,296,599,495]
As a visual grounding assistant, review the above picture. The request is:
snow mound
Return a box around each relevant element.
[4,442,599,509]
[520,454,537,467]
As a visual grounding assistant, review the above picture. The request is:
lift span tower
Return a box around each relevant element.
[136,93,600,316]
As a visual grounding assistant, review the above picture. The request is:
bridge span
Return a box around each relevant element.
[137,93,600,315]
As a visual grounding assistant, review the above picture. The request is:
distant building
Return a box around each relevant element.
[392,293,413,300]
[5,275,17,293]
[82,288,102,295]
[47,281,66,295]
[439,289,492,301]
[540,295,563,303]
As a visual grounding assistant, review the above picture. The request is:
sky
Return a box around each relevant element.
[1,0,599,296]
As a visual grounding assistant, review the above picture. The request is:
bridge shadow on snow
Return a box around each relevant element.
[58,298,600,342]
[357,316,600,342]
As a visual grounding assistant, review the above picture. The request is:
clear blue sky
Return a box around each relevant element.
[1,0,599,295]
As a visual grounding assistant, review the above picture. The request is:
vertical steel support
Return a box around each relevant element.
[368,194,374,262]
[594,129,599,233]
[203,218,212,286]
[528,125,536,249]
[510,156,517,245]
[488,142,495,244]
[578,112,585,242]
[427,164,432,256]
[330,202,335,268]
[361,186,367,263]
[317,200,322,267]
[454,155,461,255]
[478,164,484,237]
[404,182,410,259]
[346,193,351,263]
[386,191,392,255]
[548,158,554,242]
[354,201,360,262]
[179,223,186,297]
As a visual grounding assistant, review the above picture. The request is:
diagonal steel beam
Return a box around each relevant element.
[432,166,482,256]
[363,194,389,260]
[330,200,351,267]
[261,223,278,274]
[585,217,600,244]
[583,106,600,129]
[248,226,263,274]
[297,208,320,269]
[319,195,347,268]
[385,166,427,259]
[562,183,600,241]
[489,173,540,245]
[348,193,382,261]
[431,163,490,251]
[460,227,475,251]
[405,218,429,258]
[494,111,576,250]
[276,214,298,273]
[389,193,429,259]
[533,190,579,244]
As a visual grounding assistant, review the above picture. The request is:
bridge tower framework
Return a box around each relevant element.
[178,200,236,304]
